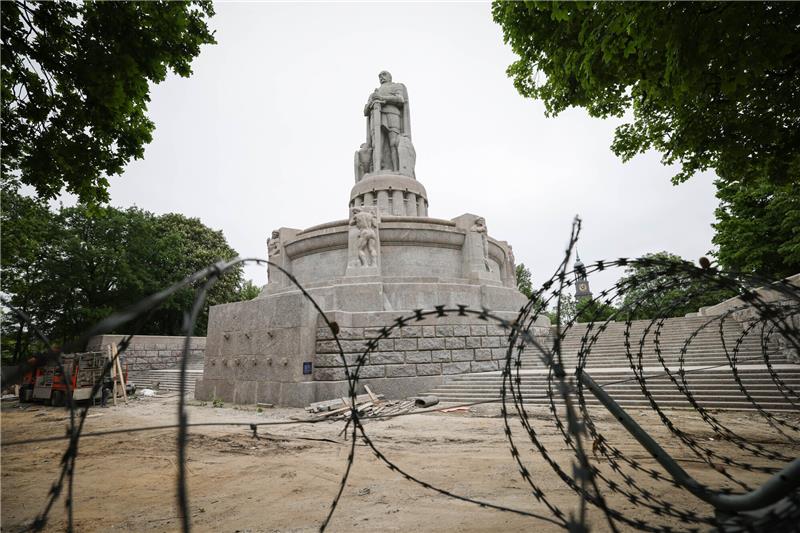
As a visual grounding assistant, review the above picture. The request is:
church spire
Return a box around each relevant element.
[574,250,592,301]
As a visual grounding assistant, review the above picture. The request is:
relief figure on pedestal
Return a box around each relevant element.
[470,217,492,272]
[505,244,516,282]
[354,143,372,182]
[267,230,281,256]
[350,207,379,267]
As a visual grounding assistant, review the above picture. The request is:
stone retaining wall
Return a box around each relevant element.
[314,322,546,381]
[698,273,799,364]
[86,335,205,371]
[197,293,550,406]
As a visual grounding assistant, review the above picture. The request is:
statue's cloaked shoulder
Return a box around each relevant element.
[396,83,409,101]
[390,82,407,103]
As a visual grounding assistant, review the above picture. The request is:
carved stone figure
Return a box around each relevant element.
[363,71,412,173]
[267,230,281,256]
[469,217,492,272]
[350,207,379,267]
[397,133,416,178]
[354,143,372,182]
[505,245,516,281]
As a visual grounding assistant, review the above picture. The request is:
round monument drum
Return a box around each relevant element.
[350,174,429,217]
[263,213,525,313]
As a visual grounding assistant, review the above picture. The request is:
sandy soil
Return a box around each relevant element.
[2,393,798,532]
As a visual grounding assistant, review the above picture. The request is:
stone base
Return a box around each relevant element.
[345,265,380,277]
[195,375,449,407]
[198,279,547,407]
[195,378,318,406]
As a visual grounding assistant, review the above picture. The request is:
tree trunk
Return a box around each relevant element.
[13,319,25,363]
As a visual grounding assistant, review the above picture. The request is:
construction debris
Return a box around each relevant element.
[441,406,470,413]
[410,395,439,408]
[306,386,425,422]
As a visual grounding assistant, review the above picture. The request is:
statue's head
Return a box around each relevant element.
[378,71,392,83]
[271,230,280,239]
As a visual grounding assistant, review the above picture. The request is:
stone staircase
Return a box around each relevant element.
[427,316,800,411]
[127,353,204,397]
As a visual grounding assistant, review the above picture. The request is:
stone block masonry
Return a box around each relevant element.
[313,319,549,382]
[86,335,205,371]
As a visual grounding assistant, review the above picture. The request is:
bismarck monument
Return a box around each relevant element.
[196,72,546,406]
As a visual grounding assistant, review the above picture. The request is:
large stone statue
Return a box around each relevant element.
[361,71,415,178]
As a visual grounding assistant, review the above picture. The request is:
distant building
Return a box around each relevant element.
[574,252,592,301]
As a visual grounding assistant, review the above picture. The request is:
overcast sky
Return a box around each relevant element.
[96,2,719,297]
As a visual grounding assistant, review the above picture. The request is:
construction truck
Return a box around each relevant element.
[19,351,133,406]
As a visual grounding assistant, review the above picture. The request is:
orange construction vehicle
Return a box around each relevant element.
[19,351,133,406]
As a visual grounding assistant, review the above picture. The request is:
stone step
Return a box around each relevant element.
[129,369,202,394]
[430,397,798,411]
[555,346,775,354]
[517,361,788,369]
[441,382,800,390]
[558,337,765,344]
[424,314,799,412]
[517,362,789,369]
[435,383,800,390]
[446,372,800,381]
[430,394,798,406]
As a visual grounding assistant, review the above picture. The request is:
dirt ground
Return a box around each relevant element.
[1,393,798,532]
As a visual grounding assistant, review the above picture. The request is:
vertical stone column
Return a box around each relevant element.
[406,193,418,216]
[392,189,405,216]
[363,191,374,207]
[417,197,428,217]
[377,190,390,216]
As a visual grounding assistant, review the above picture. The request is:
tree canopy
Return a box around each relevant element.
[515,263,534,298]
[1,186,255,362]
[492,2,800,278]
[1,1,215,205]
[492,2,799,186]
[615,252,736,320]
[713,179,800,279]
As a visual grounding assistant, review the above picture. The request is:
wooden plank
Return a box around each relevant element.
[114,346,128,404]
[316,405,351,419]
[307,393,382,413]
[108,345,117,407]
[364,385,379,403]
[115,349,128,405]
